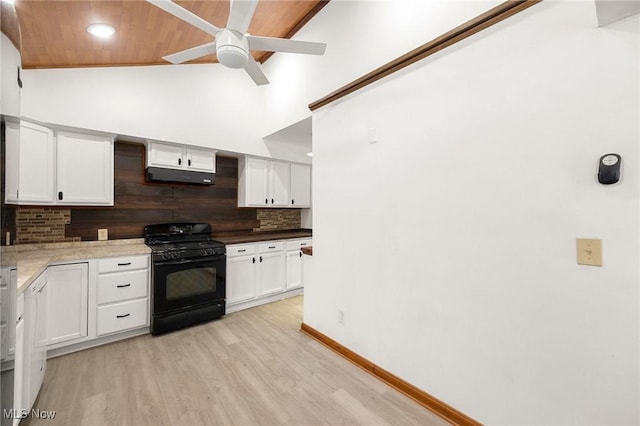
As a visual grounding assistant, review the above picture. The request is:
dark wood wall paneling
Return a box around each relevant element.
[65,141,258,241]
[1,122,17,245]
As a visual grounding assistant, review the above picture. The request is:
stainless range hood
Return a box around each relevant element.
[146,167,215,185]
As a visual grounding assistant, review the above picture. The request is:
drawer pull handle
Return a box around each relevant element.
[117,262,132,266]
[268,245,276,249]
[301,243,307,246]
[238,249,246,252]
[116,313,130,319]
[117,283,131,288]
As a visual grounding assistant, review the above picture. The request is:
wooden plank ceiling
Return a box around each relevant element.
[13,0,327,69]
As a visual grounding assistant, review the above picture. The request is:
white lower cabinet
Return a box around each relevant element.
[226,238,310,312]
[256,243,285,297]
[97,299,148,336]
[46,263,89,347]
[1,267,17,361]
[286,239,311,290]
[13,293,25,426]
[96,255,149,337]
[227,249,257,305]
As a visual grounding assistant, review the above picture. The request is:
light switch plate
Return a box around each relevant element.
[98,229,108,241]
[576,238,602,266]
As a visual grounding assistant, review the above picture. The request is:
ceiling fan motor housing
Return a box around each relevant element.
[216,29,249,69]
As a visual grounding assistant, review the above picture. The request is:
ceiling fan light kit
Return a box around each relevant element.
[216,29,249,69]
[146,0,327,85]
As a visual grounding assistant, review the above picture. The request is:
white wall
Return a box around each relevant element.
[19,1,502,157]
[307,1,639,425]
[21,63,269,155]
[1,33,21,118]
[261,0,502,137]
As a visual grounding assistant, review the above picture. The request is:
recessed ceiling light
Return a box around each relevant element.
[87,23,116,38]
[306,152,313,157]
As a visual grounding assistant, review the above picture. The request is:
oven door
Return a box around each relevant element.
[152,255,225,315]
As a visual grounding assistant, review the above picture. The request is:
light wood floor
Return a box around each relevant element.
[24,296,448,426]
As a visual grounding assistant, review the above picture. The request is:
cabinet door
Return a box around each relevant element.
[4,121,20,203]
[227,255,257,305]
[290,163,311,207]
[46,263,88,347]
[186,147,216,172]
[13,313,25,421]
[148,142,184,169]
[17,121,55,203]
[246,157,269,206]
[56,131,114,205]
[286,250,303,290]
[257,251,285,297]
[269,161,290,206]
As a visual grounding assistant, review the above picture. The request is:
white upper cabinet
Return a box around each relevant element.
[238,156,310,208]
[4,120,114,206]
[56,131,114,205]
[268,160,290,207]
[185,147,216,172]
[148,142,183,168]
[243,157,269,206]
[146,141,216,173]
[5,120,55,204]
[290,163,311,207]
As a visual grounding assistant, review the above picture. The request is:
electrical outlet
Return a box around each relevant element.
[338,309,345,324]
[98,229,108,241]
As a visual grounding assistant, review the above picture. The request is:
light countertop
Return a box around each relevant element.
[1,239,151,295]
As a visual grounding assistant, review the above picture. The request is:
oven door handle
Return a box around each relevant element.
[154,256,223,266]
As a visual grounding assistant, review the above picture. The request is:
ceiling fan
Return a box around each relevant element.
[147,0,327,85]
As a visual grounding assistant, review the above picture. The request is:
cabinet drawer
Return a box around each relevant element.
[98,255,149,273]
[97,269,149,305]
[227,244,256,257]
[259,241,284,252]
[97,298,148,336]
[286,239,312,250]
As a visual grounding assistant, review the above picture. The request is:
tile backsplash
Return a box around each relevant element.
[15,207,80,244]
[254,209,302,232]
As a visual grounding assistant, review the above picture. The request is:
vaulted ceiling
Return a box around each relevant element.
[9,0,328,69]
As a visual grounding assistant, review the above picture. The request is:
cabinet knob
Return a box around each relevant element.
[265,198,268,204]
[252,257,256,264]
[292,199,295,205]
[188,159,192,166]
[299,251,302,258]
[178,158,182,166]
[58,191,63,200]
[271,198,274,204]
[260,256,263,263]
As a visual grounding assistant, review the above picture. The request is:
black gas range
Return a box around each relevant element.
[144,223,226,335]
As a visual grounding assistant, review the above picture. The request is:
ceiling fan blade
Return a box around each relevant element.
[247,35,327,55]
[147,0,220,36]
[243,55,269,85]
[227,0,258,34]
[162,42,217,64]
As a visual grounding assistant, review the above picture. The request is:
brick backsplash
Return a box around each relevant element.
[254,209,301,232]
[15,207,80,244]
